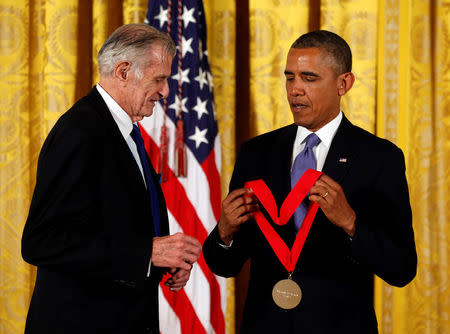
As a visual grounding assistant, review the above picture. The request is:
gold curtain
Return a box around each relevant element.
[0,1,236,333]
[321,0,378,132]
[374,0,450,332]
[1,0,450,333]
[1,1,89,332]
[248,0,309,135]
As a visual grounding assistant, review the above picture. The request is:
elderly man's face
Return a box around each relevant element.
[284,47,343,132]
[124,44,172,122]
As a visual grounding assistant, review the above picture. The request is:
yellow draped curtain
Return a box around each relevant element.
[0,0,449,333]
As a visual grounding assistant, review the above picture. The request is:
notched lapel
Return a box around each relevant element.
[269,124,298,206]
[87,88,150,201]
[322,116,356,184]
[322,149,351,184]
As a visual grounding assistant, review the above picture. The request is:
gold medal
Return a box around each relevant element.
[246,175,320,311]
[272,278,302,309]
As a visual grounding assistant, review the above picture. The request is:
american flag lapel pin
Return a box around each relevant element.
[339,158,347,163]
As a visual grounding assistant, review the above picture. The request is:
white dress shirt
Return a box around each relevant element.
[291,111,343,171]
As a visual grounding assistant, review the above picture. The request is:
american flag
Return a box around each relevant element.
[141,1,226,333]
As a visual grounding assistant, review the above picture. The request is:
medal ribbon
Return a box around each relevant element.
[244,169,323,273]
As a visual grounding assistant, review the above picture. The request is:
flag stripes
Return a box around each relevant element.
[140,102,226,333]
[144,0,226,332]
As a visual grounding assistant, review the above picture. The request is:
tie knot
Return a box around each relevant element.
[304,133,320,149]
[131,124,140,135]
[130,124,142,141]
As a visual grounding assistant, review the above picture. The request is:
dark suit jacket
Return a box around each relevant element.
[203,115,417,334]
[22,88,169,334]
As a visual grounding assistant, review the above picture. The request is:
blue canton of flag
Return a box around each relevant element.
[145,0,217,167]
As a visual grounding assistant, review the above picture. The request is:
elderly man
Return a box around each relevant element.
[203,30,417,333]
[22,24,201,334]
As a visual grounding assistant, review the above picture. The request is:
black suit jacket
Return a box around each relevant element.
[22,88,169,334]
[203,115,417,333]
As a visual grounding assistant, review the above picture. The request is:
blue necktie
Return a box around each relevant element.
[291,133,321,230]
[130,124,161,236]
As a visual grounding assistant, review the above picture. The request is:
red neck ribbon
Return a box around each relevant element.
[244,169,323,273]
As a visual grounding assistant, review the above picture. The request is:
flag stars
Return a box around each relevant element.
[168,95,189,114]
[193,97,208,120]
[181,36,194,58]
[171,68,191,84]
[154,5,168,28]
[182,6,196,28]
[194,68,208,90]
[189,126,209,149]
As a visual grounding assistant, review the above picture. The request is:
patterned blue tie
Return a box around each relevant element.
[291,133,321,230]
[130,124,161,236]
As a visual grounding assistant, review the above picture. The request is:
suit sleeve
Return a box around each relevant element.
[351,146,417,287]
[21,118,152,281]
[203,141,255,277]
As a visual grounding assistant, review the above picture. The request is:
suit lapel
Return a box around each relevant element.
[322,115,356,184]
[271,124,298,207]
[85,88,154,216]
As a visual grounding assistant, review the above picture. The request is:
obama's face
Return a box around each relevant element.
[285,47,351,131]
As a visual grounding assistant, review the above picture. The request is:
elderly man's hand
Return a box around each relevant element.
[151,233,201,271]
[164,268,191,292]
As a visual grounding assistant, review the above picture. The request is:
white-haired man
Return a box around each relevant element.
[22,24,201,334]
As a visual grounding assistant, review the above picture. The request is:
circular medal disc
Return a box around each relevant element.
[272,279,302,309]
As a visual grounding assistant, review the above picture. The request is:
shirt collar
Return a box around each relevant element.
[295,111,343,149]
[96,84,133,139]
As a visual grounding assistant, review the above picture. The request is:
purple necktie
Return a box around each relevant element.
[291,133,321,230]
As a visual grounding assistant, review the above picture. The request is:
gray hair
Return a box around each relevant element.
[97,24,176,78]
